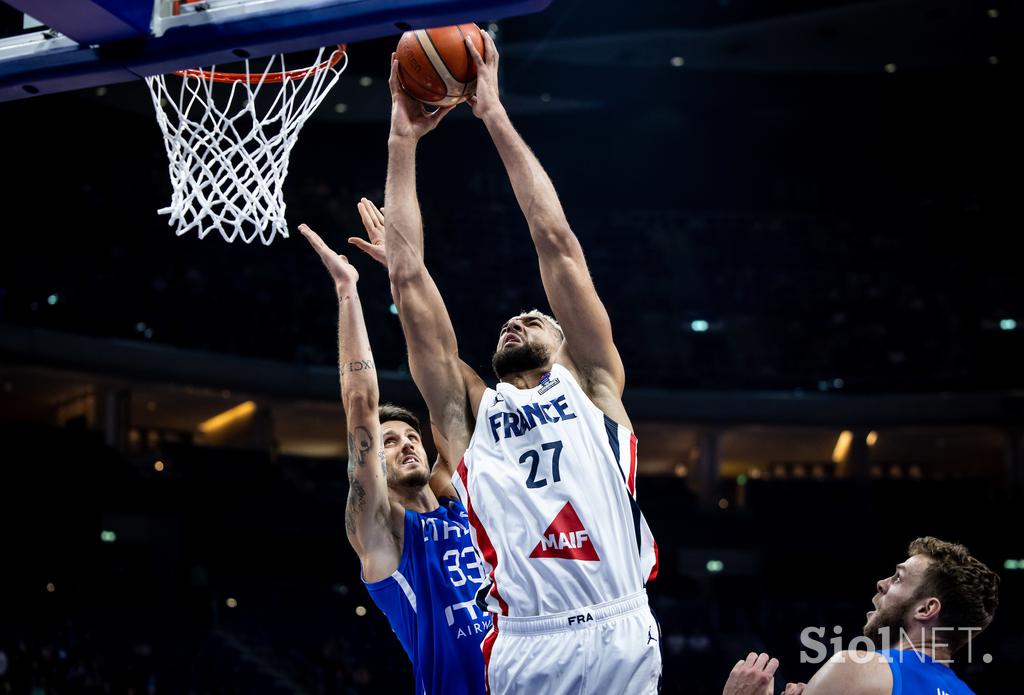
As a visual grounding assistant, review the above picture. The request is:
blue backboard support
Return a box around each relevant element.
[0,0,552,102]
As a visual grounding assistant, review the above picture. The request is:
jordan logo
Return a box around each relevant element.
[529,502,600,561]
[647,628,658,645]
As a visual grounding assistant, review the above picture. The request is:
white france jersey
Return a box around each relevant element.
[452,363,659,617]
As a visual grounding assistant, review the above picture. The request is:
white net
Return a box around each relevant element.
[146,47,347,244]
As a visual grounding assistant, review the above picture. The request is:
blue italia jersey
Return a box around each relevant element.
[364,497,491,695]
[879,649,976,695]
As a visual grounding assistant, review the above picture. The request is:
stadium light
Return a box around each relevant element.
[47,294,58,305]
[866,431,879,446]
[1000,318,1017,331]
[691,320,709,332]
[100,530,116,543]
[389,303,399,315]
[1005,560,1023,571]
[198,401,257,434]
[832,430,853,463]
[706,560,724,573]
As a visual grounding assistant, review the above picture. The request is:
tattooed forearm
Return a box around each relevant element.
[347,425,373,469]
[379,449,387,477]
[344,360,374,372]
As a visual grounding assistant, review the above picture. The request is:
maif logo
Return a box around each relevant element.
[529,502,600,561]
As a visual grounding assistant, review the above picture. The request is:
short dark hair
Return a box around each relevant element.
[378,403,421,434]
[909,536,1000,650]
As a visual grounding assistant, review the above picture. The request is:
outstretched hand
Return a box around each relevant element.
[388,54,455,141]
[723,652,779,695]
[348,198,387,267]
[465,29,502,120]
[299,223,359,295]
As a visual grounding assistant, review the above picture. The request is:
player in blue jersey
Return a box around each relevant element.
[300,222,489,695]
[722,536,999,695]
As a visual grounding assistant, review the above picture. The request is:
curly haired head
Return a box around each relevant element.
[908,536,1000,650]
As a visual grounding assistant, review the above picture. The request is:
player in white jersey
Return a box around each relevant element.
[377,31,660,694]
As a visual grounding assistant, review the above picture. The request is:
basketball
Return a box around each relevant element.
[396,24,485,106]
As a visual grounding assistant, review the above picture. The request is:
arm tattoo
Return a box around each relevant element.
[347,426,374,469]
[345,478,368,536]
[356,426,372,465]
[344,504,357,536]
[345,426,378,538]
[344,359,375,372]
[350,478,367,511]
[347,432,357,475]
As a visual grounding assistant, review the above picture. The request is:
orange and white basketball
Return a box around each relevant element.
[396,24,485,106]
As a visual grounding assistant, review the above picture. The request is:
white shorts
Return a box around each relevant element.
[482,591,662,694]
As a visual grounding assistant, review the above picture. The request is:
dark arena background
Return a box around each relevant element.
[1,0,1022,693]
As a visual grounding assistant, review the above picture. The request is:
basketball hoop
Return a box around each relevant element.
[146,45,347,244]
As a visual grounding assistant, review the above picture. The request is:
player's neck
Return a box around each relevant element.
[499,365,551,390]
[394,485,439,514]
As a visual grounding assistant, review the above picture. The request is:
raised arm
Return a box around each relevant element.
[428,421,459,500]
[465,33,626,416]
[383,56,485,457]
[347,197,471,497]
[300,223,399,581]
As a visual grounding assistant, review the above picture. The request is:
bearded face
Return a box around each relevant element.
[863,554,934,646]
[382,421,430,491]
[492,314,561,379]
[492,341,551,379]
[864,592,917,644]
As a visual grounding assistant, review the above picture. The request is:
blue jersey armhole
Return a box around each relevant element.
[361,511,419,668]
[361,509,416,590]
[438,496,467,514]
[880,650,902,695]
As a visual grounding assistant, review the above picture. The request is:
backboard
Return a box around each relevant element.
[0,0,552,101]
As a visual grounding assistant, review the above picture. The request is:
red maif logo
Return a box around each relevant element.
[529,502,600,561]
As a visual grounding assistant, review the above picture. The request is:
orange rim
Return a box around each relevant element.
[174,45,347,83]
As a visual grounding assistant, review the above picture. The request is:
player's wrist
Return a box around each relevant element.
[480,103,509,126]
[388,131,420,148]
[335,281,357,300]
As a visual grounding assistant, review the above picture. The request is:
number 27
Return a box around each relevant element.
[519,440,563,489]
